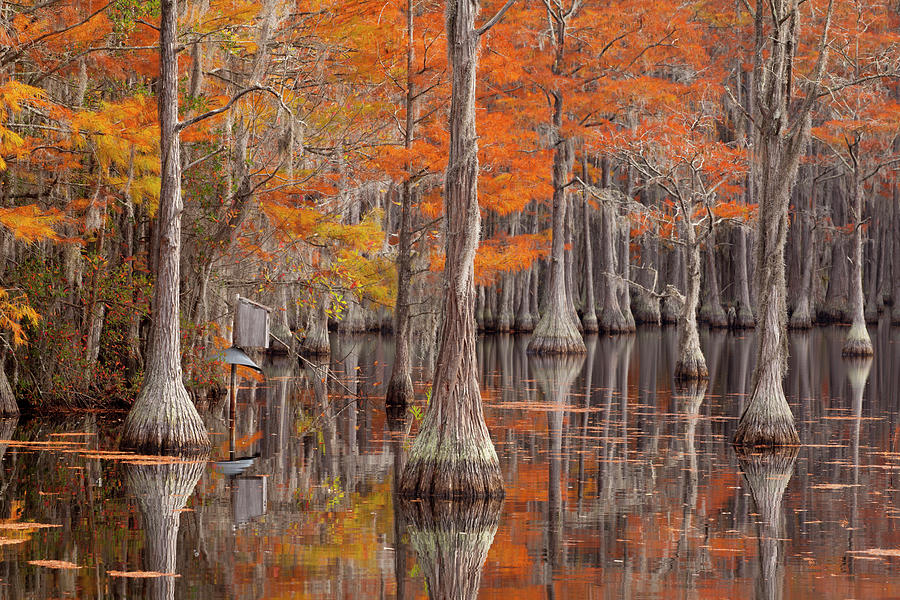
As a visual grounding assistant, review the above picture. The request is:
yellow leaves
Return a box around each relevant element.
[0,288,40,347]
[0,205,63,243]
[0,80,46,171]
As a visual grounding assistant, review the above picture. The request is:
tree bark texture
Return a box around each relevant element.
[528,121,584,353]
[842,170,873,357]
[674,233,707,381]
[700,243,727,328]
[735,0,828,447]
[398,0,503,499]
[599,200,629,333]
[122,0,210,454]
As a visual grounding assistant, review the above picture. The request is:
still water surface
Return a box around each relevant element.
[2,326,900,598]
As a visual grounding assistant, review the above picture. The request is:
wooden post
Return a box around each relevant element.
[229,363,237,461]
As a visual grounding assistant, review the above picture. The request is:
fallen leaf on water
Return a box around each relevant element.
[107,570,181,578]
[28,560,79,569]
[0,523,61,530]
[811,483,861,490]
[0,539,26,546]
[851,549,900,557]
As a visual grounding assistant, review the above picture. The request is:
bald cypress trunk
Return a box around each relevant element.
[398,0,503,498]
[122,0,210,453]
[789,200,814,329]
[528,127,584,353]
[700,241,728,328]
[0,350,16,417]
[580,182,598,333]
[618,216,636,331]
[674,230,707,381]
[735,0,830,447]
[386,0,419,407]
[599,200,628,332]
[842,169,873,356]
[515,268,536,332]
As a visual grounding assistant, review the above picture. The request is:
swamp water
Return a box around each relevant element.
[2,326,900,598]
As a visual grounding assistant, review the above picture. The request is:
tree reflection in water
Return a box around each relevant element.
[737,447,798,600]
[399,496,502,600]
[126,458,206,599]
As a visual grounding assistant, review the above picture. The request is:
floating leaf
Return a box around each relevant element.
[107,570,181,578]
[28,560,80,569]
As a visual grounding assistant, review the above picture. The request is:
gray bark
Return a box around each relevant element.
[398,0,503,498]
[122,0,210,453]
[735,0,830,446]
[842,169,873,356]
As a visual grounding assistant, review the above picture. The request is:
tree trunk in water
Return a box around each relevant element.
[618,217,636,331]
[820,235,849,323]
[632,230,661,325]
[700,242,728,328]
[788,208,814,329]
[398,0,503,498]
[301,292,331,356]
[580,185,598,333]
[126,459,206,599]
[496,273,514,332]
[398,497,501,600]
[735,149,802,446]
[514,268,536,332]
[737,448,798,600]
[893,186,900,323]
[733,226,756,328]
[660,245,682,324]
[674,236,707,381]
[122,0,210,453]
[842,172,873,357]
[735,0,823,447]
[599,201,628,332]
[386,20,417,403]
[528,124,584,353]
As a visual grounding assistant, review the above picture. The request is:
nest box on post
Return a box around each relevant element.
[234,294,271,350]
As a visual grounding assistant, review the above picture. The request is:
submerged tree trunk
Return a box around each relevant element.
[398,0,503,498]
[122,0,210,453]
[842,171,873,357]
[789,206,814,329]
[301,292,331,356]
[514,268,536,332]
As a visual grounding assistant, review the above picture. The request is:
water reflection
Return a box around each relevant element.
[398,497,502,600]
[125,459,206,599]
[737,447,798,600]
[3,328,900,598]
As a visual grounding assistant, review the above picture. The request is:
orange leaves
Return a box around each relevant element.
[0,205,64,243]
[473,232,551,285]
